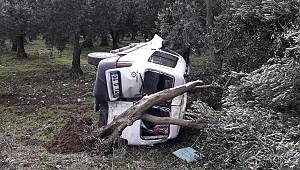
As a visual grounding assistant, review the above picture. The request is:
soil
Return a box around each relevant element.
[45,115,93,154]
[0,95,20,107]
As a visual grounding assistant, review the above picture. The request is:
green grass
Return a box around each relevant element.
[1,107,66,142]
[0,36,104,140]
[0,36,128,77]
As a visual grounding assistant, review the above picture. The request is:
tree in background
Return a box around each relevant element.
[92,0,129,49]
[138,0,164,41]
[124,0,140,40]
[90,0,111,47]
[91,0,163,48]
[0,39,3,65]
[0,1,5,64]
[0,0,166,74]
[0,37,3,65]
[160,0,300,74]
[1,0,39,58]
[159,0,208,73]
[41,0,93,75]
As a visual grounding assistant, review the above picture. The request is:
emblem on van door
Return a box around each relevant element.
[131,71,137,78]
[130,71,139,82]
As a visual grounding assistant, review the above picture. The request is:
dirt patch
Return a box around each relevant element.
[0,95,20,107]
[45,115,94,154]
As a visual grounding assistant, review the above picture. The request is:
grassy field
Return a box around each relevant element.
[0,38,205,169]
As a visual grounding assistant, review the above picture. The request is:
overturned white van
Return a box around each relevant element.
[88,35,189,146]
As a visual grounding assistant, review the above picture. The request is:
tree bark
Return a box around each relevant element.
[110,30,119,50]
[182,46,191,65]
[100,32,109,46]
[11,38,17,51]
[205,0,214,27]
[92,80,218,143]
[131,31,137,41]
[16,34,27,58]
[0,39,4,65]
[205,0,224,80]
[141,114,207,129]
[190,84,222,92]
[71,33,83,76]
[119,31,124,42]
[82,35,94,49]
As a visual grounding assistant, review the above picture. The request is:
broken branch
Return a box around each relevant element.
[191,85,223,92]
[141,114,207,129]
[92,80,213,143]
[46,80,218,153]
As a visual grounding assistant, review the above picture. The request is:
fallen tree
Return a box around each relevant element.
[46,80,221,153]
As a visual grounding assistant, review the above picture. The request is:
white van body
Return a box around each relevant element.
[89,35,188,145]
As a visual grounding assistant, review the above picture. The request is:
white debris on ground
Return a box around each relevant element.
[191,55,300,169]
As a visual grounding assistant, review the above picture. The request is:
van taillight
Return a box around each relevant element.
[116,62,132,68]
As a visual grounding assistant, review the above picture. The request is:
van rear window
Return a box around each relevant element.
[148,51,178,68]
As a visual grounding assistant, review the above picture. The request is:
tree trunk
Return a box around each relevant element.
[11,38,17,51]
[71,33,83,76]
[182,46,191,65]
[205,0,222,77]
[111,30,119,50]
[0,39,4,65]
[82,35,94,49]
[141,114,207,129]
[205,0,214,27]
[100,32,109,46]
[16,34,27,58]
[131,31,137,41]
[119,31,124,42]
[114,32,119,48]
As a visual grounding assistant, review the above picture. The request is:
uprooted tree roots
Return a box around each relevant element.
[45,80,221,154]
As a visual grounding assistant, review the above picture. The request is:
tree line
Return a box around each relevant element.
[0,0,299,77]
[0,0,162,75]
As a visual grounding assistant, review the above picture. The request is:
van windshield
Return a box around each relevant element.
[148,51,178,68]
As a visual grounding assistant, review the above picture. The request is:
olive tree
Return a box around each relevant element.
[92,0,156,49]
[160,0,300,73]
[95,0,129,49]
[1,0,39,58]
[159,0,208,68]
[42,0,93,75]
[0,1,5,64]
[138,0,164,40]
